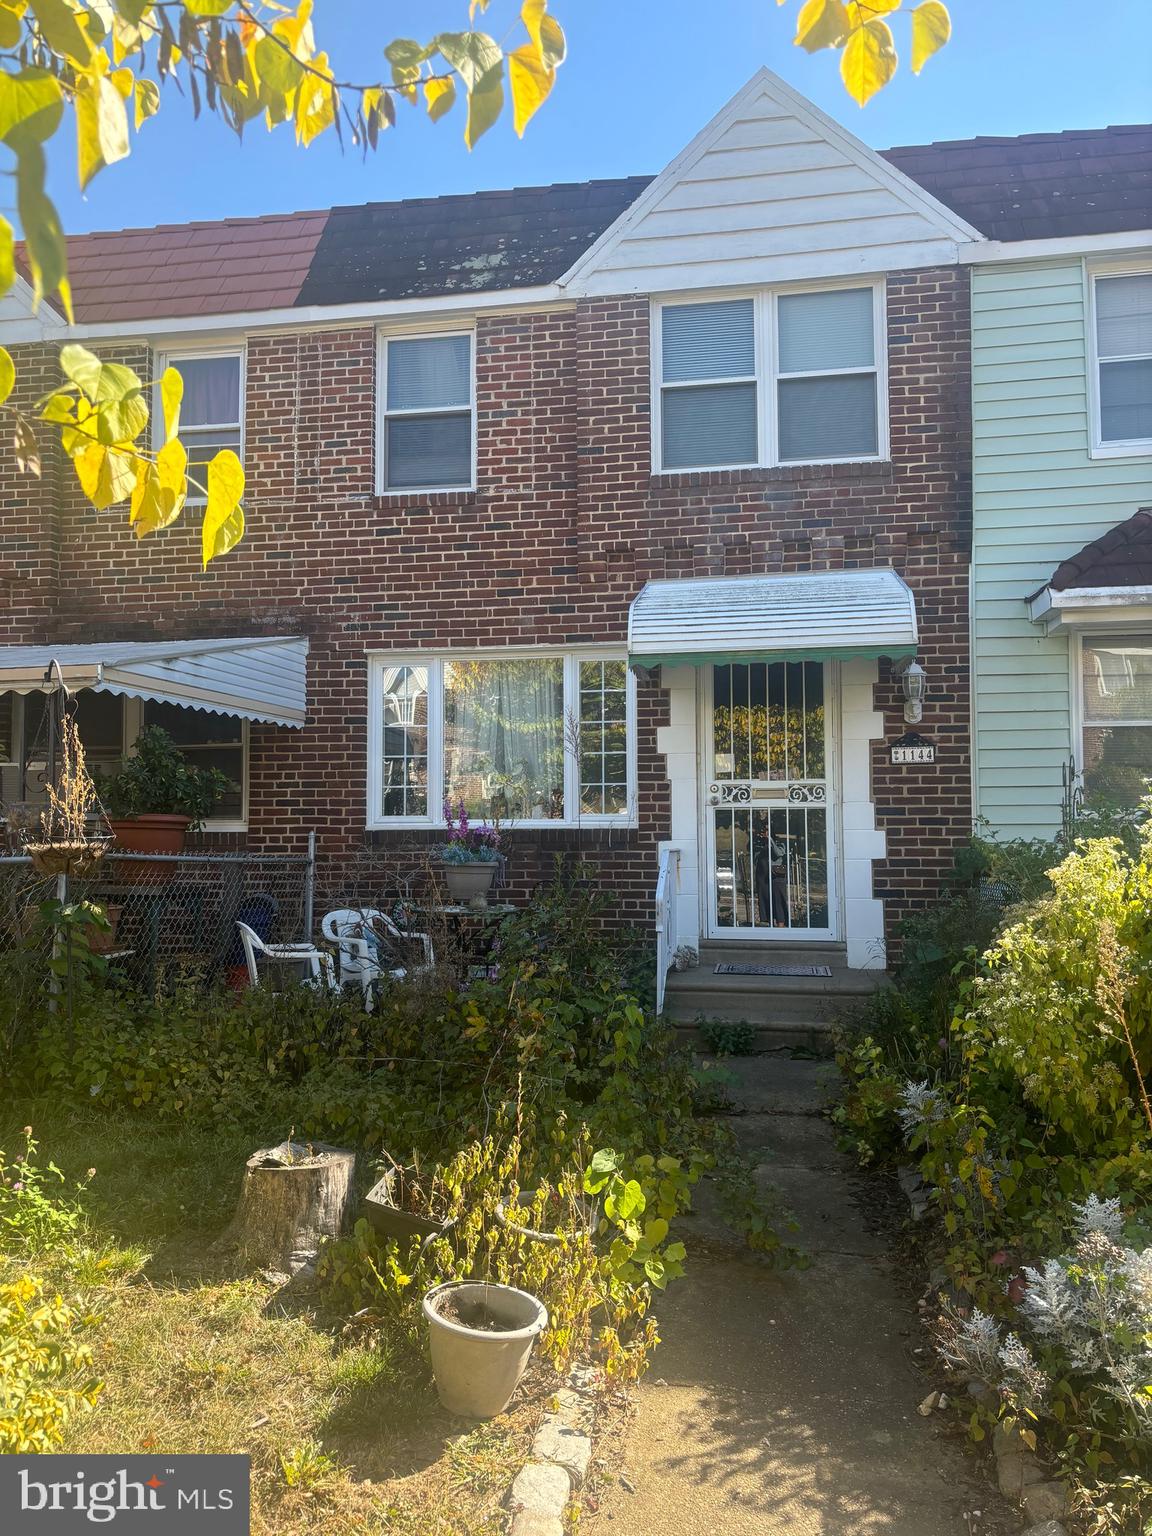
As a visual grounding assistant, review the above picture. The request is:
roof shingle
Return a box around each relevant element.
[1049,510,1152,592]
[25,125,1152,325]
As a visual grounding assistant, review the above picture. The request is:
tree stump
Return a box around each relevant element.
[218,1140,356,1279]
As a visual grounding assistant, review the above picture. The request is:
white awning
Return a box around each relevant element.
[628,569,918,668]
[0,636,308,727]
[1028,584,1152,634]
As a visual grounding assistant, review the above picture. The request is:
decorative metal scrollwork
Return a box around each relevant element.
[786,783,827,804]
[709,782,751,804]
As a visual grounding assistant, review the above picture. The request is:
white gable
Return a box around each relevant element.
[562,68,981,297]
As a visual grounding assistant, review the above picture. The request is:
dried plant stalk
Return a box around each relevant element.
[42,710,98,845]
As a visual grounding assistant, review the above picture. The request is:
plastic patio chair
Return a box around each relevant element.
[235,920,336,991]
[320,908,435,1009]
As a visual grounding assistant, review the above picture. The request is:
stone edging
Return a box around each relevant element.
[507,1366,597,1536]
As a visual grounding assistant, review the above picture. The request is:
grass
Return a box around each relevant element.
[2,1103,540,1536]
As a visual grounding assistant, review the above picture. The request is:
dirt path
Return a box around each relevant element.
[591,1057,1014,1536]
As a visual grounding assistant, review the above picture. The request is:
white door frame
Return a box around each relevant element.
[698,660,842,942]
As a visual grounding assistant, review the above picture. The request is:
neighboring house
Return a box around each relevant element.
[956,131,1152,838]
[0,68,1138,1007]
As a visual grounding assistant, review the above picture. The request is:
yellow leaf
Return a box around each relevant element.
[0,215,13,293]
[133,77,159,129]
[520,0,565,69]
[28,0,91,63]
[910,1,950,73]
[202,448,245,567]
[109,66,133,99]
[847,0,901,15]
[75,70,129,188]
[159,365,182,443]
[509,44,552,137]
[294,53,335,146]
[424,75,455,122]
[0,68,64,148]
[795,0,850,53]
[0,344,14,406]
[840,18,897,105]
[15,141,71,319]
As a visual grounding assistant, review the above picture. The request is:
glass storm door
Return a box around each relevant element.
[705,661,836,940]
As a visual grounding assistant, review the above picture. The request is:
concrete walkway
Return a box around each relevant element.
[592,1057,1012,1536]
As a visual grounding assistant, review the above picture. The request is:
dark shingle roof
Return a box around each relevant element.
[296,178,654,307]
[1049,510,1152,591]
[882,126,1152,242]
[30,125,1152,323]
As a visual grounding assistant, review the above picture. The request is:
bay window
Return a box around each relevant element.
[1080,635,1152,807]
[368,654,636,827]
[655,282,884,471]
[1091,270,1152,453]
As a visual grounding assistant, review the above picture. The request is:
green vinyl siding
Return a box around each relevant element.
[972,259,1152,839]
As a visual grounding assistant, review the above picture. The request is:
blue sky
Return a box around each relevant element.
[48,0,1152,234]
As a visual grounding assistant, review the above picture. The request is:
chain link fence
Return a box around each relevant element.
[0,846,314,997]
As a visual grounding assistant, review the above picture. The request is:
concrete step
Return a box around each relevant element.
[666,940,886,1044]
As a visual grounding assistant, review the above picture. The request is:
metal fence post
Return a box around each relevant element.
[303,830,316,938]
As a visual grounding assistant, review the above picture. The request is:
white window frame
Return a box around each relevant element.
[1087,260,1152,459]
[651,278,888,474]
[376,325,476,495]
[126,698,249,832]
[154,341,246,505]
[366,648,637,830]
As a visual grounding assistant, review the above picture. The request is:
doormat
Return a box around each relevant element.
[714,963,832,978]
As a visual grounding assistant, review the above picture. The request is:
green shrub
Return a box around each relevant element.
[698,1020,758,1057]
[0,1128,91,1258]
[0,1275,102,1452]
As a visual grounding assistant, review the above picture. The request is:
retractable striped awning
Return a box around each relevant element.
[628,569,918,668]
[0,636,308,726]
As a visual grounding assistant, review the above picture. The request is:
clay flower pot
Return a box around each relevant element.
[107,813,191,881]
[423,1280,547,1418]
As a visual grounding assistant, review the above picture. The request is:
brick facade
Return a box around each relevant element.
[1,265,972,945]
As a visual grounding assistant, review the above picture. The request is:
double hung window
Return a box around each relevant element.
[1092,272,1152,453]
[379,332,474,491]
[656,283,884,471]
[159,349,244,497]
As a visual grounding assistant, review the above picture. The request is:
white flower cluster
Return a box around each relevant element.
[939,1196,1152,1433]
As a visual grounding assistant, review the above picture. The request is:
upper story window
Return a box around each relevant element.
[367,653,635,829]
[655,282,884,472]
[379,331,474,493]
[158,348,244,499]
[1092,271,1152,455]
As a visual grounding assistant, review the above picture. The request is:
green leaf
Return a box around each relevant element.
[202,448,245,567]
[435,31,504,148]
[16,142,71,319]
[910,1,950,73]
[76,70,130,188]
[254,34,305,97]
[0,345,14,407]
[616,1178,645,1220]
[29,0,92,62]
[0,68,65,148]
[0,4,23,49]
[643,1254,667,1288]
[664,1240,686,1264]
[643,1216,669,1247]
[134,78,160,130]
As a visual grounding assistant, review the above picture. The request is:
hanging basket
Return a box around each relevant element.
[25,839,111,879]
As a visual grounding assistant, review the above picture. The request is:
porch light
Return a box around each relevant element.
[899,660,927,725]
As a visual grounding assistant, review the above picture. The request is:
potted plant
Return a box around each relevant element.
[436,798,502,903]
[422,1279,547,1417]
[25,711,110,878]
[98,725,233,872]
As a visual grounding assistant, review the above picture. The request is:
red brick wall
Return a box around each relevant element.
[3,267,972,942]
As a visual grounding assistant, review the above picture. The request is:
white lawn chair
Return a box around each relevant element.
[321,908,434,1009]
[236,921,336,991]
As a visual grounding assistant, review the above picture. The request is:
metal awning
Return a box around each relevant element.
[628,569,918,668]
[0,636,309,726]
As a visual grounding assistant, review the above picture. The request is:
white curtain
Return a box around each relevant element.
[444,659,564,820]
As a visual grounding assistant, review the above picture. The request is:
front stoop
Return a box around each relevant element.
[665,940,885,1049]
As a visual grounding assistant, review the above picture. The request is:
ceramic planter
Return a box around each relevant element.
[107,813,191,880]
[423,1280,547,1418]
[439,860,498,903]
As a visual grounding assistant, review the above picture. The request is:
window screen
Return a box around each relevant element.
[1096,275,1152,445]
[383,334,473,489]
[1081,636,1152,807]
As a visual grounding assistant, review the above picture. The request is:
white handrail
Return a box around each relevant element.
[654,845,680,1015]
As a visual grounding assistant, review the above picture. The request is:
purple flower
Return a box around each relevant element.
[11,1181,23,1193]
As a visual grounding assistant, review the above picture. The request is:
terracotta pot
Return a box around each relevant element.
[84,903,122,954]
[108,814,191,881]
